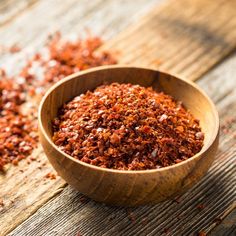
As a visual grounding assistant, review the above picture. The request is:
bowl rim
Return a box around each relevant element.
[38,65,220,174]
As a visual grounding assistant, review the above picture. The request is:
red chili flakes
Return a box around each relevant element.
[0,79,38,171]
[196,204,206,210]
[127,209,136,224]
[24,32,116,94]
[0,32,116,171]
[9,44,21,53]
[163,228,170,234]
[0,198,4,207]
[53,83,204,170]
[45,172,57,180]
[221,116,236,135]
[79,196,89,204]
[0,68,6,77]
[0,44,21,54]
[198,231,206,236]
[173,196,181,204]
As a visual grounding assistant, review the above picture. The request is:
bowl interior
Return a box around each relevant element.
[40,66,218,157]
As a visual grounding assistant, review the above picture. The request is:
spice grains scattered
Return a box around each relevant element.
[0,33,116,170]
[53,83,204,170]
[22,32,116,94]
[0,79,37,170]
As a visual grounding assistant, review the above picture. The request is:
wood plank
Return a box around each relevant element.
[102,0,236,81]
[1,0,236,235]
[210,208,236,236]
[0,0,162,235]
[0,0,38,26]
[7,54,236,236]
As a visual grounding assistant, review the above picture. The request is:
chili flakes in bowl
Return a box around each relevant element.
[52,83,204,170]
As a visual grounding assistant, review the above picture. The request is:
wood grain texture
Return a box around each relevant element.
[210,207,236,236]
[0,0,38,26]
[39,66,219,206]
[8,52,236,236]
[102,0,236,81]
[0,0,236,234]
[0,0,162,235]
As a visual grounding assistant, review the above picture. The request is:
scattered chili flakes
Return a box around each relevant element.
[127,209,136,224]
[0,198,4,207]
[173,196,181,204]
[53,83,204,170]
[108,214,116,222]
[22,32,116,95]
[0,79,38,170]
[163,228,170,234]
[45,172,57,180]
[221,116,236,135]
[79,195,89,204]
[0,44,21,54]
[0,32,116,171]
[198,231,206,236]
[196,204,206,211]
[9,44,21,53]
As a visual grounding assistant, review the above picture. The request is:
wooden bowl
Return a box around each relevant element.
[38,65,219,206]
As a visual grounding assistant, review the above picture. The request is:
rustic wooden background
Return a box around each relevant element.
[0,0,236,235]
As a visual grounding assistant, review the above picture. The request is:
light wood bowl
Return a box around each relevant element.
[38,65,219,206]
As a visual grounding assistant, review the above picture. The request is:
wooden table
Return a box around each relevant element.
[0,0,236,235]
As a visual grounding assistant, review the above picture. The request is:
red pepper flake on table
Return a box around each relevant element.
[9,44,21,53]
[127,209,136,224]
[0,198,4,207]
[0,79,38,170]
[163,228,171,234]
[22,32,116,95]
[196,204,206,211]
[45,172,57,180]
[0,44,21,54]
[52,83,204,170]
[198,231,207,236]
[79,196,89,204]
[0,33,116,171]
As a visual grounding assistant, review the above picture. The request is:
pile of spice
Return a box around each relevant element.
[20,32,116,94]
[0,78,38,170]
[52,83,204,170]
[0,33,116,171]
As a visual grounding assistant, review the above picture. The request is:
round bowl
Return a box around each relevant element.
[38,65,219,206]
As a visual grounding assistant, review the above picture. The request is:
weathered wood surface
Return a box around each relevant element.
[0,0,236,235]
[210,208,236,236]
[8,53,236,236]
[103,0,236,80]
[0,0,38,26]
[0,0,162,235]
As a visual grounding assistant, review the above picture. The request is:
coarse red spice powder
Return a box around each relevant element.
[0,33,116,171]
[52,83,204,170]
[0,79,38,169]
